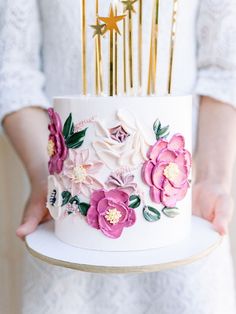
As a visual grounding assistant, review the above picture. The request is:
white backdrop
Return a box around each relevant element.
[0,133,235,314]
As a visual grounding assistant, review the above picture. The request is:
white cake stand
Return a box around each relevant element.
[25,216,222,273]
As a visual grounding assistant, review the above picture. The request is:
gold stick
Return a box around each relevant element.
[81,0,87,95]
[109,29,114,96]
[114,4,118,95]
[168,0,178,94]
[95,0,99,95]
[152,0,159,94]
[123,10,127,94]
[128,9,134,91]
[138,0,143,94]
[147,0,156,95]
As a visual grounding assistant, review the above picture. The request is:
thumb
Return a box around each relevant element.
[212,194,234,236]
[16,199,49,240]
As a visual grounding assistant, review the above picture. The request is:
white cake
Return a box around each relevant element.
[46,95,192,251]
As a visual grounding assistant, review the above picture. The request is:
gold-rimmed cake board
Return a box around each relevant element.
[25,216,222,274]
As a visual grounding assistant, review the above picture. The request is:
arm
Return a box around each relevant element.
[193,96,236,234]
[3,107,50,239]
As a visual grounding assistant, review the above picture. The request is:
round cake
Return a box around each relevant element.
[46,95,192,251]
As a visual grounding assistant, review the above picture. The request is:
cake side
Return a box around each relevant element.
[47,96,192,251]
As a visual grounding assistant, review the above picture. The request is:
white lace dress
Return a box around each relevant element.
[1,1,236,313]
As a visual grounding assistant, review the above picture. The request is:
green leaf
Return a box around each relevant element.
[129,195,141,209]
[63,113,74,140]
[157,125,169,138]
[69,195,80,206]
[61,191,71,206]
[162,207,180,218]
[66,128,88,149]
[153,119,161,134]
[143,206,161,222]
[79,202,90,216]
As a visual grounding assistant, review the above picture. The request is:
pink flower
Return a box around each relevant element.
[106,172,137,194]
[62,149,104,197]
[47,108,68,174]
[142,134,192,207]
[109,125,130,143]
[87,189,136,239]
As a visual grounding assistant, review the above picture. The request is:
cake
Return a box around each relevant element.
[46,95,192,251]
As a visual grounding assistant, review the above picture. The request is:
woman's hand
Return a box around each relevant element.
[16,180,51,240]
[194,96,236,235]
[193,180,234,235]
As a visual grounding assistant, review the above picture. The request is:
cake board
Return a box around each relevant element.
[25,216,222,274]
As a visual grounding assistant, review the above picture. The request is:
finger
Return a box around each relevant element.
[16,201,48,240]
[213,195,234,236]
[193,187,215,221]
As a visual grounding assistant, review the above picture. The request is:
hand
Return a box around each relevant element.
[193,180,234,235]
[16,180,51,240]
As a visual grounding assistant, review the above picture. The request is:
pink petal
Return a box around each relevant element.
[148,140,167,161]
[97,198,109,214]
[158,149,177,163]
[88,176,104,190]
[184,150,192,171]
[90,190,105,207]
[87,206,99,229]
[105,189,129,204]
[125,208,136,227]
[87,161,104,174]
[150,186,161,203]
[80,184,91,198]
[168,134,185,151]
[80,149,90,163]
[99,216,124,239]
[142,161,155,186]
[151,162,167,189]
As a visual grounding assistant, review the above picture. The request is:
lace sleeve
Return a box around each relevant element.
[0,0,49,124]
[195,0,236,107]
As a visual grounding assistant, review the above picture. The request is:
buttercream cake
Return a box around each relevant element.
[46,95,192,251]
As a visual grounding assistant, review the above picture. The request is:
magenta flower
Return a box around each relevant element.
[87,189,136,239]
[109,125,130,143]
[62,149,104,197]
[47,108,68,174]
[106,172,137,194]
[142,134,192,207]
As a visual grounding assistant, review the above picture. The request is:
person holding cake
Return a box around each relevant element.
[1,0,236,313]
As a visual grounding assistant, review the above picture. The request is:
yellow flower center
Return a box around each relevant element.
[105,208,122,225]
[73,165,87,183]
[47,140,55,157]
[164,162,180,182]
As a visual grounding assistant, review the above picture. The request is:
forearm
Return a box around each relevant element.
[195,96,236,190]
[3,107,49,186]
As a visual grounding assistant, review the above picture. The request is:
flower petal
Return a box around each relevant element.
[142,161,155,186]
[150,186,161,203]
[87,206,100,229]
[105,189,129,204]
[168,134,185,151]
[147,140,167,161]
[158,149,177,163]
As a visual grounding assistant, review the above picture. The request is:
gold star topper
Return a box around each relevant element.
[90,22,106,37]
[121,0,138,13]
[98,6,126,35]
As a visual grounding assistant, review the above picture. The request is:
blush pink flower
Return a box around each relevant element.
[106,172,137,194]
[47,108,68,174]
[142,134,192,207]
[87,189,136,239]
[62,149,104,197]
[109,125,130,143]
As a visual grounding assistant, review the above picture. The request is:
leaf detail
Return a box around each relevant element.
[162,207,180,218]
[63,113,74,140]
[143,206,161,222]
[61,191,71,206]
[79,203,90,216]
[66,128,88,149]
[153,119,170,140]
[129,195,141,209]
[69,195,80,206]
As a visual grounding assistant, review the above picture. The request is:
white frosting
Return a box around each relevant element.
[52,95,192,251]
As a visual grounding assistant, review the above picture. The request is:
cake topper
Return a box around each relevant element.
[81,0,87,95]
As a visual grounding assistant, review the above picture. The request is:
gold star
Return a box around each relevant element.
[90,22,106,37]
[98,6,126,35]
[121,0,138,13]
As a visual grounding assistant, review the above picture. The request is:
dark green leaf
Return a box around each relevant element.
[63,113,74,140]
[66,128,88,149]
[69,195,80,206]
[156,125,170,139]
[143,206,161,222]
[129,195,141,209]
[162,207,180,218]
[61,191,71,206]
[79,202,90,216]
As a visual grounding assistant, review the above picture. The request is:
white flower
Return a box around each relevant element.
[46,175,63,220]
[93,109,153,169]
